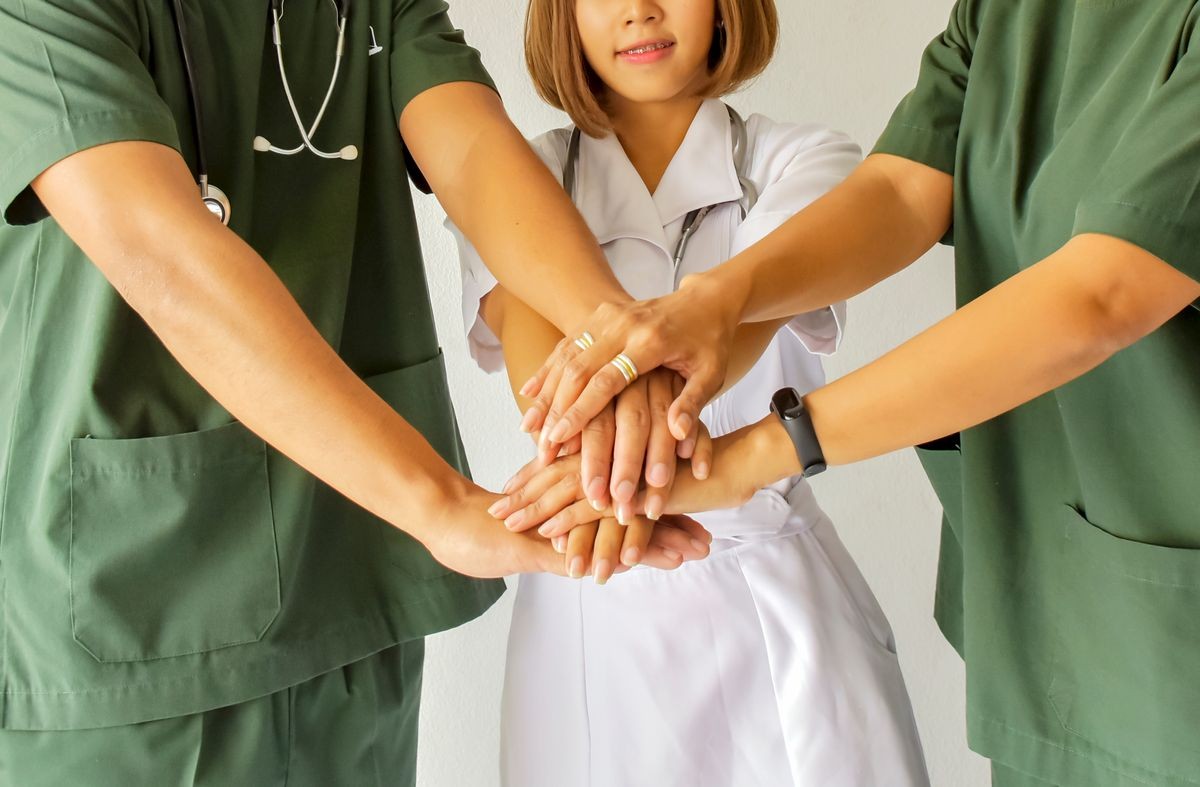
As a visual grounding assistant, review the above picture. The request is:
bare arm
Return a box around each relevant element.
[32,140,563,578]
[664,233,1200,513]
[401,83,630,333]
[528,153,953,444]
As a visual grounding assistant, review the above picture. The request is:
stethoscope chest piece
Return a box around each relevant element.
[201,181,231,226]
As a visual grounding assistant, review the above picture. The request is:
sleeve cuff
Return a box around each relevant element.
[1074,200,1200,285]
[785,302,847,357]
[1,108,180,226]
[871,121,957,177]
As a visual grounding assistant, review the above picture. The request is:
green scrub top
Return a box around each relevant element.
[874,1,1200,784]
[0,0,503,730]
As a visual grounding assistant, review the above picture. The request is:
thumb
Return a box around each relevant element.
[668,369,720,441]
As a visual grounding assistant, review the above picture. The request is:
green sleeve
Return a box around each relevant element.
[1073,9,1200,285]
[0,0,180,226]
[389,0,497,124]
[871,0,980,176]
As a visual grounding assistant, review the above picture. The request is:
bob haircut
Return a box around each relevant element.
[525,0,779,137]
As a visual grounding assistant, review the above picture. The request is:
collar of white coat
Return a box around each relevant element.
[571,98,746,248]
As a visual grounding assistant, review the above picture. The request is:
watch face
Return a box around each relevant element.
[771,387,803,417]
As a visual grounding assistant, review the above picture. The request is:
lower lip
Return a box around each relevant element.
[617,44,674,64]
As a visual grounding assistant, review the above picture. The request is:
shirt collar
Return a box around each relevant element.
[571,99,744,247]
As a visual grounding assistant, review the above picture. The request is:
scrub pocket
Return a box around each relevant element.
[69,421,281,663]
[1047,504,1200,783]
[363,349,466,581]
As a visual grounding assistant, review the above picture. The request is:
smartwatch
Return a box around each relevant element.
[770,387,827,478]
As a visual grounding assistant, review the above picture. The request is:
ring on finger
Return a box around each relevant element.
[609,352,638,384]
[573,331,595,352]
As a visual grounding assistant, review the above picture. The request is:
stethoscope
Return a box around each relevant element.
[169,0,358,226]
[561,104,759,275]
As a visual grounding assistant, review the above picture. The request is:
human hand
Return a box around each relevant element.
[557,512,712,584]
[531,369,713,524]
[519,273,743,450]
[417,480,568,578]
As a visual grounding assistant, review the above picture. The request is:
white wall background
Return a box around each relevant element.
[413,1,991,785]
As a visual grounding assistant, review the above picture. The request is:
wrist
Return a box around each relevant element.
[399,465,475,544]
[680,267,746,333]
[558,282,633,335]
[753,415,805,483]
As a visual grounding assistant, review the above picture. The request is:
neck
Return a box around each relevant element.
[607,95,705,194]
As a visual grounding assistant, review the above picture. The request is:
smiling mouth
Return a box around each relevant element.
[618,41,674,56]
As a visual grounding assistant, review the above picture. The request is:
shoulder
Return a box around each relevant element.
[526,126,575,186]
[743,112,862,184]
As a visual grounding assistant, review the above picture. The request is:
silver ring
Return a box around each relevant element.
[573,331,595,352]
[609,353,638,384]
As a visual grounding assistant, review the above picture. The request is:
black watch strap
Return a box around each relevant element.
[770,387,827,478]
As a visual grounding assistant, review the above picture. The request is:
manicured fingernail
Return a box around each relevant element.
[488,499,508,517]
[587,477,607,503]
[589,499,603,512]
[520,378,537,397]
[615,480,636,502]
[594,559,611,585]
[663,549,681,562]
[622,547,640,567]
[647,463,670,486]
[520,407,540,433]
[616,506,629,526]
[548,421,570,444]
[690,538,707,553]
[695,462,710,480]
[645,500,662,521]
[569,556,584,579]
[553,536,566,553]
[675,414,692,437]
[504,511,525,530]
[538,519,558,537]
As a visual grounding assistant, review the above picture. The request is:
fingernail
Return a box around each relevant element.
[520,378,537,397]
[690,538,707,553]
[616,506,628,526]
[589,499,603,512]
[622,547,640,567]
[504,511,525,530]
[647,463,670,486]
[586,477,607,503]
[695,462,710,480]
[594,559,611,585]
[501,476,516,494]
[519,407,539,433]
[569,556,585,579]
[538,519,557,537]
[615,480,636,502]
[675,414,692,438]
[548,421,570,444]
[645,501,662,521]
[553,536,566,553]
[663,549,681,562]
[488,499,508,517]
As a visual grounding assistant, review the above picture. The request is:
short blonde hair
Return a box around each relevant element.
[525,0,778,137]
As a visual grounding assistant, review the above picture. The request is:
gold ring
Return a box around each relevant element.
[573,331,595,352]
[609,353,638,384]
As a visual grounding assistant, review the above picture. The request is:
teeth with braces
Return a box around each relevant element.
[622,42,671,55]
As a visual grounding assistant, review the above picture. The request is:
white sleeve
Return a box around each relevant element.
[732,121,862,356]
[443,130,572,374]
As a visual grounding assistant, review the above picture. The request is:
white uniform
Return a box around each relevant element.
[449,99,929,787]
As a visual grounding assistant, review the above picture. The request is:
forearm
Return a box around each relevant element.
[717,318,792,396]
[35,145,466,543]
[700,154,953,325]
[668,234,1200,507]
[482,287,565,412]
[402,84,629,332]
[805,234,1197,464]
